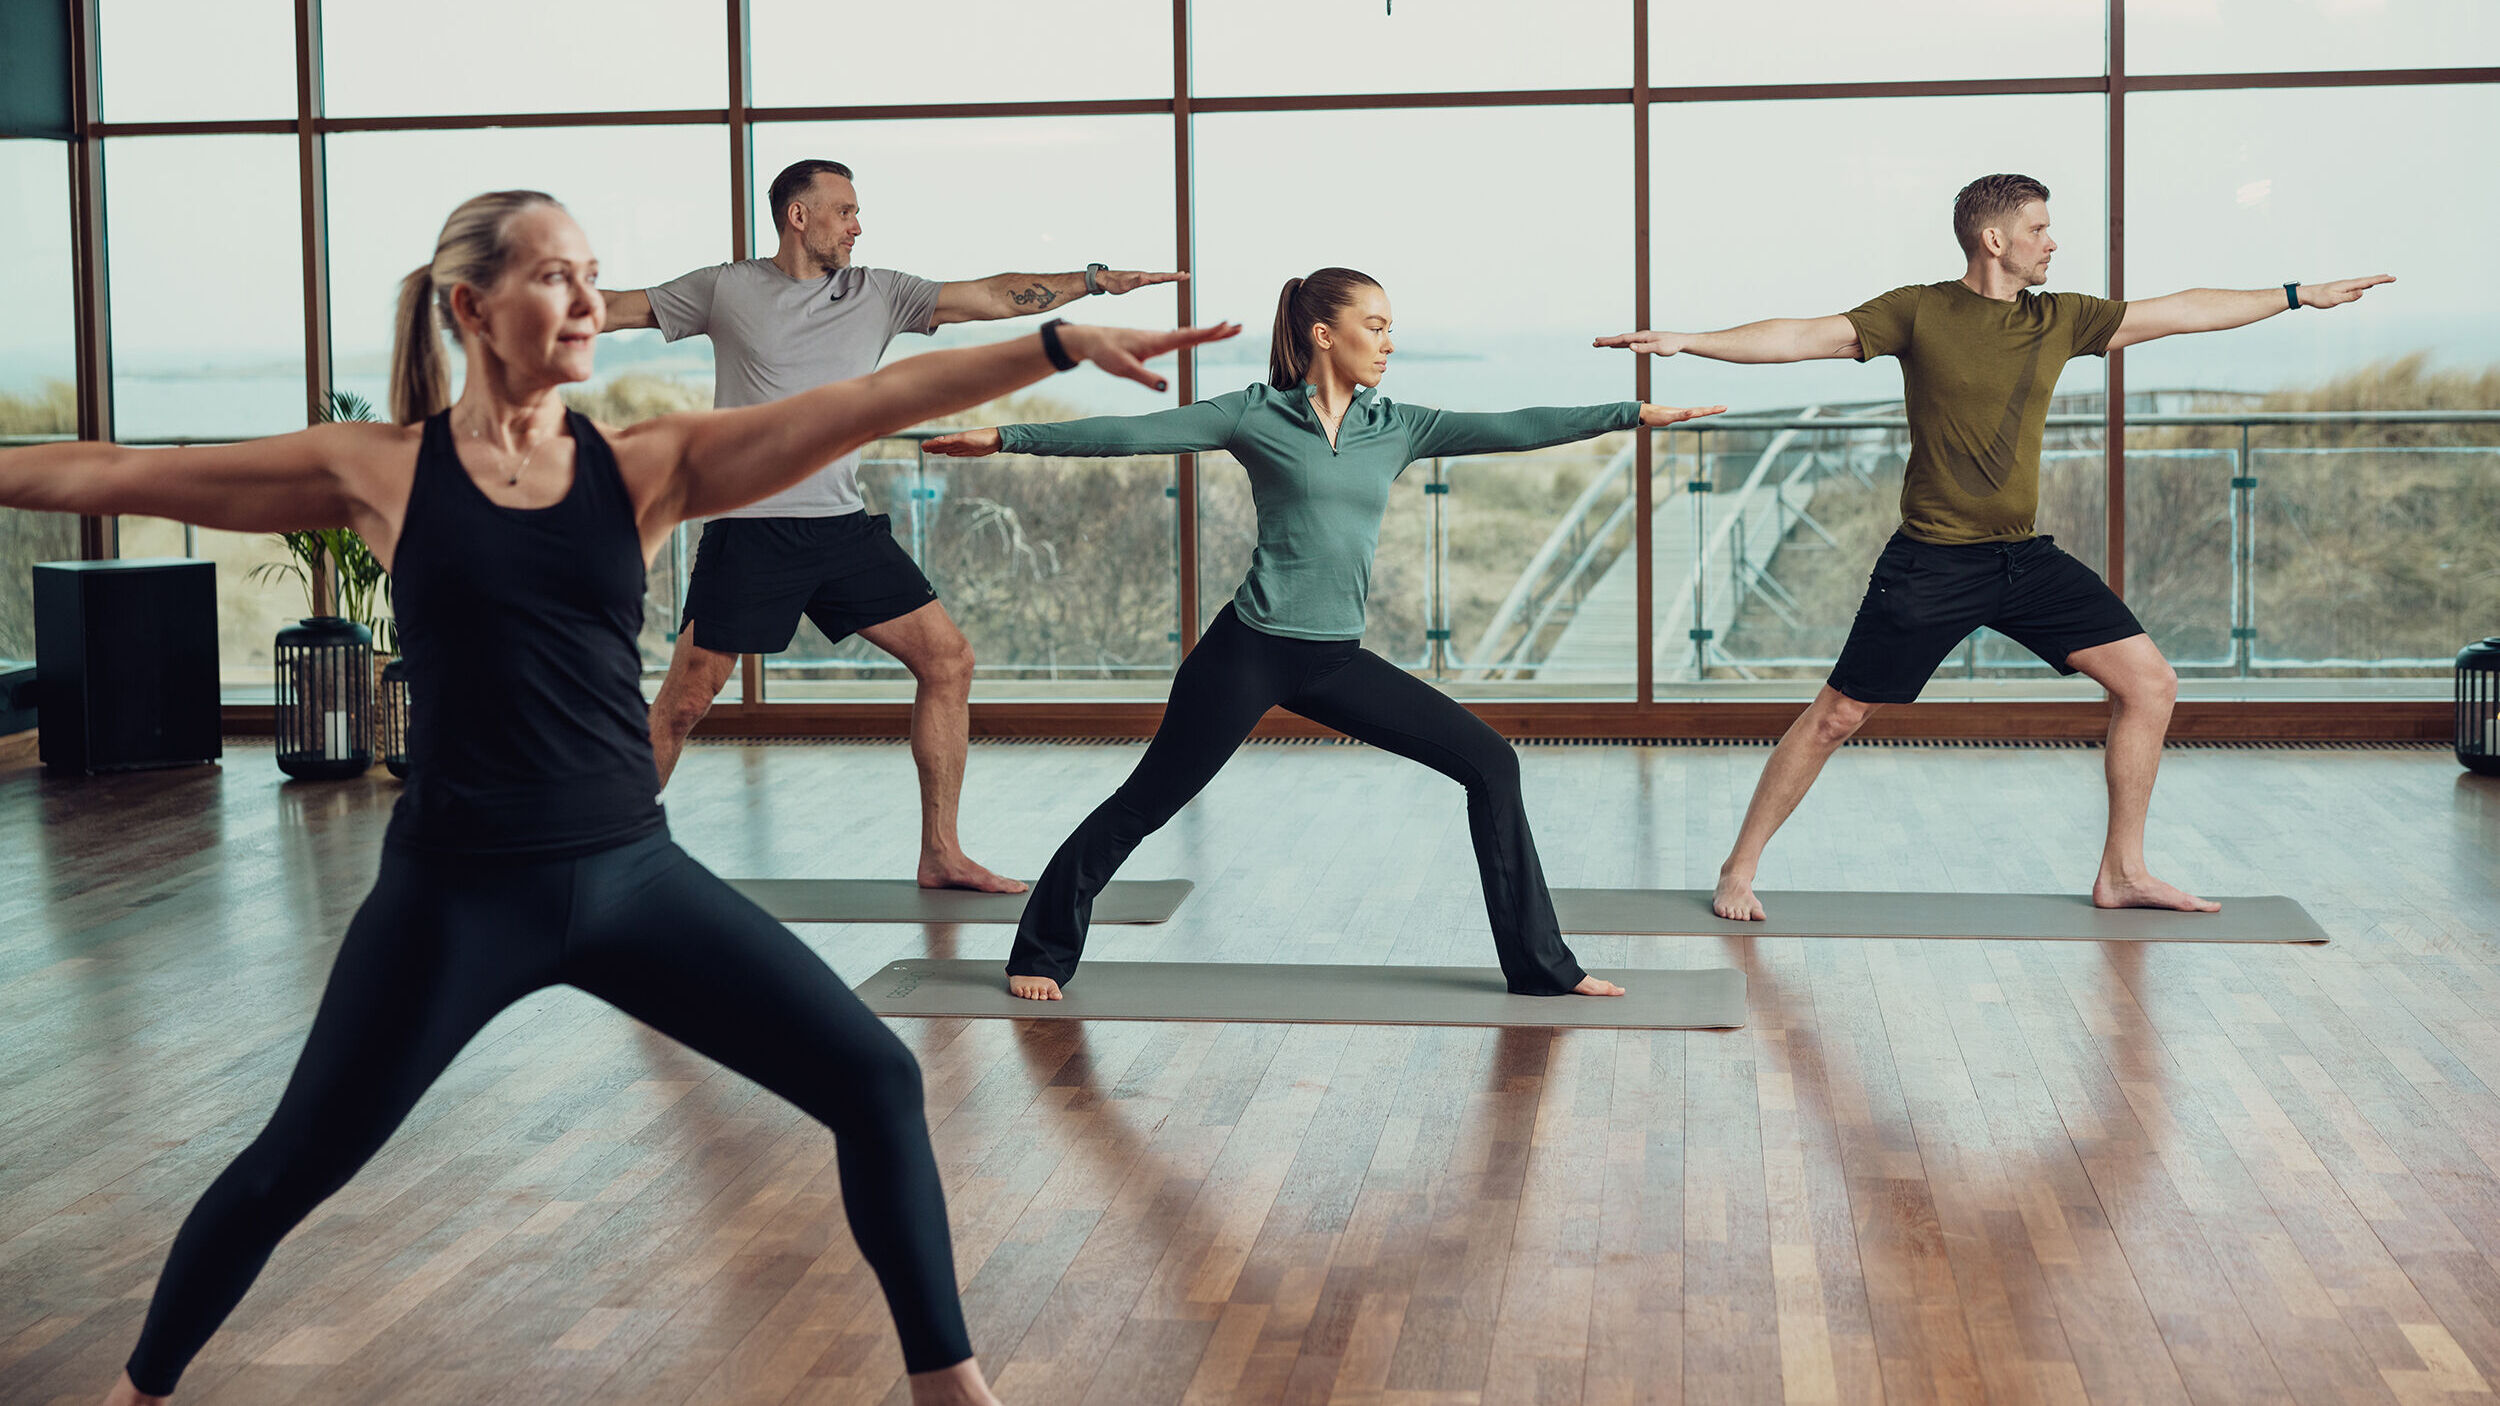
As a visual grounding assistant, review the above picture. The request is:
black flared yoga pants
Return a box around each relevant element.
[1008,605,1589,995]
[124,830,970,1395]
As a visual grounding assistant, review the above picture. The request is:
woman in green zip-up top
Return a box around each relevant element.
[926,268,1725,1001]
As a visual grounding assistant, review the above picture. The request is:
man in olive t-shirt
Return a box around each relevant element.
[1598,172,2390,924]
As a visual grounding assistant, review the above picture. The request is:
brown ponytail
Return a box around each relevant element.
[388,189,566,425]
[1267,266,1382,389]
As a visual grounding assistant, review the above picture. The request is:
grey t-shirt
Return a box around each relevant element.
[647,259,943,518]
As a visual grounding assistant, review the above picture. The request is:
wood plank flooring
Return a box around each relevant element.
[0,738,2494,1404]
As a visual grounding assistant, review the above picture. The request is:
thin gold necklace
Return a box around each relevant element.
[458,414,555,487]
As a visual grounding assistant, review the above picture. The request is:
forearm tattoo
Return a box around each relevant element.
[1009,282,1060,309]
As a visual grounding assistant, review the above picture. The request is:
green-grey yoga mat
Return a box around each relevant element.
[1550,889,2329,943]
[729,878,1191,925]
[856,959,1748,1030]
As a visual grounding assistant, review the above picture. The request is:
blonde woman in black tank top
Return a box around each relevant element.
[0,189,1236,1406]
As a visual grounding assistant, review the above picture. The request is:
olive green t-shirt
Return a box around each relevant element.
[1845,281,2127,544]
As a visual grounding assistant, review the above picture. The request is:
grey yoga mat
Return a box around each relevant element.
[1550,889,2329,943]
[729,878,1191,925]
[856,959,1748,1030]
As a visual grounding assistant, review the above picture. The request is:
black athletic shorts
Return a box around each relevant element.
[681,513,938,655]
[1826,531,2145,704]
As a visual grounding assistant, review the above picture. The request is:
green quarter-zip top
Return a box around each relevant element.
[996,382,1640,641]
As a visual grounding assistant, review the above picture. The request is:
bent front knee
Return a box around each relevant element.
[654,692,715,740]
[1465,741,1523,798]
[852,1038,928,1120]
[2113,663,2179,710]
[909,636,976,691]
[1809,697,1875,749]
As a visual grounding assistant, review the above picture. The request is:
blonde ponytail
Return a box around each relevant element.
[390,265,448,425]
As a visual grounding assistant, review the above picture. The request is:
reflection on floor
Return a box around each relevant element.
[1,738,2494,1403]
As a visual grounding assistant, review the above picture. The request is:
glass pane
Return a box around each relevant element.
[0,142,76,412]
[2121,440,2235,673]
[1195,0,1625,96]
[1656,0,2104,86]
[0,141,81,667]
[2126,86,2500,691]
[2249,446,2500,674]
[764,438,1179,700]
[326,126,730,670]
[749,118,1181,699]
[321,0,726,117]
[99,0,294,122]
[747,119,1181,387]
[1440,439,1641,695]
[1651,94,2111,697]
[2132,0,2499,76]
[751,0,1168,107]
[2124,87,2499,397]
[106,135,307,441]
[1193,105,1636,695]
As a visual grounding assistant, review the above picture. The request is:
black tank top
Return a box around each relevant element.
[384,410,665,859]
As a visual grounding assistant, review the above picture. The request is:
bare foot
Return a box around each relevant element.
[102,1371,167,1405]
[2092,872,2221,913]
[920,854,1029,894]
[1575,975,1627,997]
[909,1357,1004,1406]
[1007,974,1063,1001]
[1713,870,1768,922]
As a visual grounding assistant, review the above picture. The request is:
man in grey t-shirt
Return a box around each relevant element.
[602,158,1183,893]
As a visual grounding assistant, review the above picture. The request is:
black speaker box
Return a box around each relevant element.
[34,558,222,774]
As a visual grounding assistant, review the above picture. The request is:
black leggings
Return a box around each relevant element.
[125,830,971,1395]
[1009,605,1588,995]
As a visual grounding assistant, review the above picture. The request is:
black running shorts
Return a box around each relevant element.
[680,513,938,655]
[1826,531,2145,704]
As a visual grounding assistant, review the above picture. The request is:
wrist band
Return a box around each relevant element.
[1084,262,1107,295]
[1038,318,1076,371]
[2284,282,2302,310]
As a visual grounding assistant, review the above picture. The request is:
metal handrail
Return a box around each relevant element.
[1681,410,2500,433]
[11,408,2497,453]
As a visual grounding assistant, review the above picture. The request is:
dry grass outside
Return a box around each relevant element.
[1717,359,2500,679]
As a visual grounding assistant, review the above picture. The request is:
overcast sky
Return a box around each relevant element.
[3,0,2493,436]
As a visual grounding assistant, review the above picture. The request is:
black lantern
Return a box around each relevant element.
[377,656,411,778]
[2461,637,2500,778]
[274,615,372,779]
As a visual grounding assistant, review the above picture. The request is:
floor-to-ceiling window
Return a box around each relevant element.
[10,0,2491,722]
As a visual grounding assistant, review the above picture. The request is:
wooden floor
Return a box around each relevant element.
[3,738,2497,1405]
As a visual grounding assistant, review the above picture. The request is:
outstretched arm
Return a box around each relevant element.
[623,322,1240,524]
[1404,401,1728,460]
[0,423,378,533]
[932,268,1189,327]
[2106,275,2392,351]
[1594,315,1861,364]
[925,394,1244,460]
[598,288,657,332]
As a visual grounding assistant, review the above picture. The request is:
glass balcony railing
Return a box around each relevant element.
[1658,409,2500,697]
[8,407,2495,704]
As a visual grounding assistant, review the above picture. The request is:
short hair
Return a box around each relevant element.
[1953,173,2050,258]
[767,159,855,233]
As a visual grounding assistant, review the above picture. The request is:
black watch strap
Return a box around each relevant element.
[1039,318,1077,371]
[2284,282,2302,310]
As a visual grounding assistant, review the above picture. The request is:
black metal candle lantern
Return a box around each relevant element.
[377,656,411,778]
[274,615,373,779]
[2460,637,2500,778]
